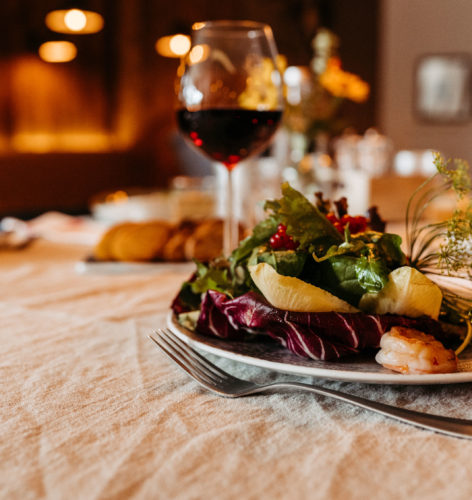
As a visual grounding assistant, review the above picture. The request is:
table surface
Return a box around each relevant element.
[2,239,472,500]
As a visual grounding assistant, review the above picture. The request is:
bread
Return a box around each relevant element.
[94,221,172,262]
[93,218,245,263]
[162,220,198,261]
[184,219,224,262]
[94,222,137,261]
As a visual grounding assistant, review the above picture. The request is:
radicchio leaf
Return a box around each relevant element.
[194,291,445,361]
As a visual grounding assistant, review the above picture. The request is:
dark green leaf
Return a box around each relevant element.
[174,280,203,312]
[375,233,407,268]
[354,256,389,293]
[317,254,390,305]
[254,249,307,277]
[326,256,366,304]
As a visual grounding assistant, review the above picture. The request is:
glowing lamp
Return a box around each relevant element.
[64,9,87,31]
[155,34,190,58]
[38,41,77,63]
[45,8,104,34]
[188,44,209,65]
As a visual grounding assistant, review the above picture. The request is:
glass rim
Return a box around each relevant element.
[191,20,273,37]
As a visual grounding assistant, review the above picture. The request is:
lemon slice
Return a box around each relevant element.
[249,263,358,313]
[359,266,442,319]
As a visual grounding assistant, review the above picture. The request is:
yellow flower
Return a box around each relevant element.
[319,57,369,102]
[345,78,370,103]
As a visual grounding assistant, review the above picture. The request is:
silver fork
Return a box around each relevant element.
[149,328,472,440]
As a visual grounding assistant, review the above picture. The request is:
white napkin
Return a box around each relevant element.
[1,212,106,247]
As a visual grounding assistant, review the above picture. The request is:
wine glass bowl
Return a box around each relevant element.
[175,20,283,255]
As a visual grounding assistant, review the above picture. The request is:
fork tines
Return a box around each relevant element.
[149,329,230,388]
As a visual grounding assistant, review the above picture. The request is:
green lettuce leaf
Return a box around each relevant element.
[365,232,407,268]
[324,256,366,304]
[251,249,307,277]
[317,254,390,305]
[229,216,278,271]
[313,232,406,268]
[190,261,233,295]
[264,182,343,249]
[313,239,366,262]
[354,256,390,293]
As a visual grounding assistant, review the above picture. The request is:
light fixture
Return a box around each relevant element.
[45,8,104,34]
[155,34,191,58]
[64,9,87,31]
[38,41,77,63]
[188,44,209,65]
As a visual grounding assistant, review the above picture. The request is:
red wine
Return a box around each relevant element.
[176,108,282,170]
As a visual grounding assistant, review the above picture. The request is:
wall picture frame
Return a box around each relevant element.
[414,53,471,123]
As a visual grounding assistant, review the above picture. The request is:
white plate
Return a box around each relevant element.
[167,312,472,385]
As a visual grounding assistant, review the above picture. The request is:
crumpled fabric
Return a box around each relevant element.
[1,240,472,500]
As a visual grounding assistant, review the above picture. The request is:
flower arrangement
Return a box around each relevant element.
[283,28,369,143]
[318,56,370,103]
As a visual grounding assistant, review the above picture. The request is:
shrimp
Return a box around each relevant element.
[375,326,458,374]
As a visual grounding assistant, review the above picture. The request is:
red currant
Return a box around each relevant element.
[354,216,367,232]
[269,232,282,249]
[347,216,367,234]
[285,235,299,250]
[326,213,338,223]
[269,224,299,250]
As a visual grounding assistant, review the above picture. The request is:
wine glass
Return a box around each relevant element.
[175,20,284,256]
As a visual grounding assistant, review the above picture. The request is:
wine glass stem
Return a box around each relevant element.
[223,166,239,256]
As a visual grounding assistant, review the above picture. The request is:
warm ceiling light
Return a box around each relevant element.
[155,34,190,58]
[188,44,209,64]
[169,34,191,56]
[38,41,77,63]
[45,9,104,34]
[64,9,87,31]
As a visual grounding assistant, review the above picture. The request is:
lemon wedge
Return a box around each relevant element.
[249,263,358,313]
[359,266,442,319]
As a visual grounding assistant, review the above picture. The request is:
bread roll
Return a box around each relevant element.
[94,222,137,261]
[184,219,224,262]
[162,220,197,261]
[93,218,245,263]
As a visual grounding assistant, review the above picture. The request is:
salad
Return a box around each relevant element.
[172,153,472,374]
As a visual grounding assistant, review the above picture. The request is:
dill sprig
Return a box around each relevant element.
[405,152,472,353]
[407,153,472,275]
[438,208,472,278]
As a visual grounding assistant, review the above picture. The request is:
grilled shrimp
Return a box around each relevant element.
[375,326,458,374]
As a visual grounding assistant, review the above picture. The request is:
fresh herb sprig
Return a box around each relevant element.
[407,152,472,275]
[406,152,472,353]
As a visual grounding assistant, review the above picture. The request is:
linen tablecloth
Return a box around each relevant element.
[2,240,472,500]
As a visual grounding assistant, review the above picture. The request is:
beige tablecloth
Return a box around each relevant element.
[1,240,472,500]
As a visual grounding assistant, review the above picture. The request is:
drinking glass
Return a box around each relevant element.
[175,20,284,256]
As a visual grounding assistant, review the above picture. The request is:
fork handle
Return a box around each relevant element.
[261,382,472,440]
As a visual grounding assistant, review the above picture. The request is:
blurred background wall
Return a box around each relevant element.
[0,0,378,217]
[379,0,472,161]
[0,0,471,218]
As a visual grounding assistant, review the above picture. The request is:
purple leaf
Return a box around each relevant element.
[195,291,445,361]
